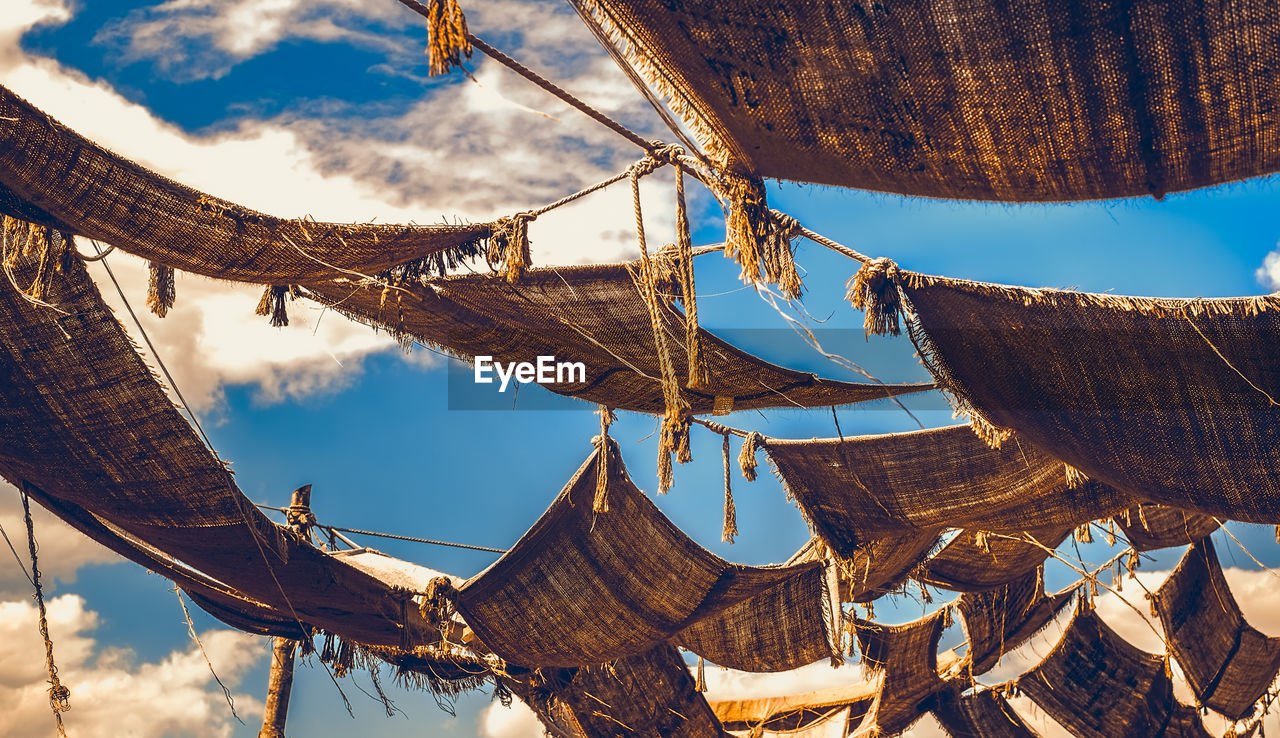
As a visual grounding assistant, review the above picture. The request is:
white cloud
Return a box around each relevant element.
[478,698,542,738]
[3,0,689,412]
[0,481,121,601]
[1257,249,1280,291]
[0,594,266,738]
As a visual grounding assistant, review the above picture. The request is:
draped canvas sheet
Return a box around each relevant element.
[457,438,835,668]
[1157,538,1280,720]
[933,688,1038,738]
[1019,608,1176,737]
[726,708,849,738]
[680,558,841,672]
[0,250,444,647]
[897,272,1280,523]
[1117,504,1220,552]
[852,611,951,736]
[957,569,1074,675]
[579,0,1280,202]
[764,425,1128,548]
[0,84,489,284]
[308,265,929,414]
[924,527,1070,593]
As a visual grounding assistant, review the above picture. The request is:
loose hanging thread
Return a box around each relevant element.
[147,262,176,317]
[422,0,472,76]
[20,485,71,737]
[721,433,737,543]
[256,284,299,327]
[593,406,615,513]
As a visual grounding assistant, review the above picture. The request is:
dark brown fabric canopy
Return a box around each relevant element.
[1117,504,1220,552]
[0,84,490,285]
[0,246,444,648]
[872,266,1280,524]
[933,687,1039,738]
[1157,538,1280,720]
[457,438,837,668]
[1019,607,1177,738]
[924,527,1071,593]
[852,610,952,736]
[580,0,1280,201]
[308,263,929,414]
[958,568,1075,675]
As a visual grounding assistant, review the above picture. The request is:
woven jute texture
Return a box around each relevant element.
[1157,538,1280,720]
[457,438,834,668]
[852,611,951,737]
[933,687,1038,738]
[957,568,1074,675]
[924,527,1071,593]
[1117,504,1220,552]
[895,270,1280,523]
[309,262,928,414]
[0,245,445,647]
[764,424,1129,552]
[0,84,490,284]
[581,0,1280,201]
[1019,608,1177,738]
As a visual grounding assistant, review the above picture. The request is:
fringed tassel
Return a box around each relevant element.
[1147,591,1160,618]
[1105,519,1117,547]
[420,577,457,643]
[673,164,707,390]
[147,262,176,317]
[656,411,690,494]
[256,285,298,327]
[721,434,738,543]
[762,209,803,300]
[974,530,992,553]
[424,0,472,76]
[333,637,355,678]
[845,257,903,337]
[1063,463,1089,489]
[593,406,615,513]
[320,631,337,663]
[1074,524,1094,544]
[738,431,761,482]
[2,218,70,302]
[694,655,706,693]
[720,173,805,296]
[488,214,532,283]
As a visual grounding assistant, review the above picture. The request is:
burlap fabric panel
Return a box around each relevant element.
[582,0,1280,201]
[924,527,1070,593]
[933,687,1039,738]
[957,568,1075,675]
[1157,538,1280,720]
[851,611,950,736]
[0,84,489,284]
[1117,503,1221,551]
[457,438,830,667]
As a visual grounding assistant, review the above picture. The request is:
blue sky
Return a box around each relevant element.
[3,1,1280,737]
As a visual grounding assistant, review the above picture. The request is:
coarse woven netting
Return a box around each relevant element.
[577,0,1280,202]
[307,259,930,414]
[456,437,838,669]
[1156,538,1280,721]
[0,84,492,285]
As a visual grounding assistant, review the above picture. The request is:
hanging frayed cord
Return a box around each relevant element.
[20,484,71,737]
[739,431,762,482]
[147,262,175,317]
[256,285,299,327]
[721,433,738,543]
[419,576,457,644]
[630,165,691,493]
[1074,523,1094,544]
[673,162,707,390]
[762,209,804,300]
[720,174,804,297]
[1063,463,1089,489]
[593,406,616,513]
[845,257,903,336]
[488,213,533,283]
[694,655,707,693]
[422,0,472,76]
[2,217,71,302]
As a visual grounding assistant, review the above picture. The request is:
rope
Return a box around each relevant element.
[21,484,70,737]
[797,225,872,264]
[174,588,242,723]
[0,519,35,588]
[253,505,506,553]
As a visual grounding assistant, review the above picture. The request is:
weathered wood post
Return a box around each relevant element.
[258,484,313,738]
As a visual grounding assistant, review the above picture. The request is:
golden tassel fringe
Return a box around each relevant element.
[425,0,472,76]
[845,257,903,337]
[1063,463,1090,489]
[1074,523,1094,544]
[738,431,761,482]
[256,285,298,327]
[147,262,175,318]
[694,655,706,693]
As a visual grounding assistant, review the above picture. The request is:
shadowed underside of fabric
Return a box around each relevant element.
[924,527,1071,593]
[1019,608,1177,738]
[894,271,1280,523]
[0,84,491,284]
[1157,538,1280,720]
[852,611,952,737]
[579,0,1280,202]
[1117,504,1221,552]
[507,645,725,738]
[0,246,446,647]
[763,425,1130,553]
[933,687,1039,738]
[711,682,874,734]
[457,438,835,668]
[726,707,850,738]
[307,263,929,414]
[957,568,1075,676]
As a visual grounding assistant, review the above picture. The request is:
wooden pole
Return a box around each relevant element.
[258,484,313,738]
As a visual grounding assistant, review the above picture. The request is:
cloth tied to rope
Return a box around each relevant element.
[845,257,903,336]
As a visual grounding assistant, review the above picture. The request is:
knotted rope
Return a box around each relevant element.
[593,406,615,513]
[20,484,70,737]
